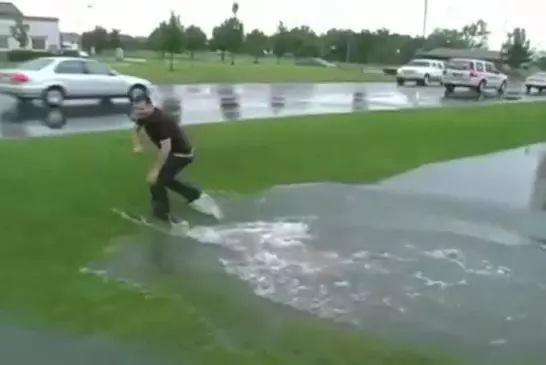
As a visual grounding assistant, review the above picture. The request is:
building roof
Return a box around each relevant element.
[416,47,501,61]
[23,15,59,22]
[0,1,22,16]
[0,2,58,21]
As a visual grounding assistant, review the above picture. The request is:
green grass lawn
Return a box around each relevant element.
[103,56,393,84]
[1,102,546,364]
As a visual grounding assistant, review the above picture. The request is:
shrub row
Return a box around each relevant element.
[382,67,398,76]
[6,49,82,62]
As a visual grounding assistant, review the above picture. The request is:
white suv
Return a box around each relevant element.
[396,59,445,86]
[442,58,508,96]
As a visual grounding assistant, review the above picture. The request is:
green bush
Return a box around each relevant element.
[7,49,53,62]
[383,67,398,75]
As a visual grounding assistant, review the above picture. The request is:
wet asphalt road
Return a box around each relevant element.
[0,82,543,139]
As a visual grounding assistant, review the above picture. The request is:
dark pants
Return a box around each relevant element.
[149,155,201,220]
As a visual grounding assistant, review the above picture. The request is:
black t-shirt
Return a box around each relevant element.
[136,108,192,154]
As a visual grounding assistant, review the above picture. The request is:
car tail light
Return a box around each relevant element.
[469,71,478,78]
[11,73,29,83]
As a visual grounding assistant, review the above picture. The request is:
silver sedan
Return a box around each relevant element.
[0,57,152,106]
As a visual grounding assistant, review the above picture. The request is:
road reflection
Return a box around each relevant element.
[215,85,240,121]
[0,82,541,138]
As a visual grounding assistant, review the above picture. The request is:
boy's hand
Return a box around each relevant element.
[147,168,159,184]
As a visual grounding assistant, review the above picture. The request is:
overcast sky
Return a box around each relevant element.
[13,0,546,50]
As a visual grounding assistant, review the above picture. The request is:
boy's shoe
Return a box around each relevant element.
[154,213,190,234]
[188,192,224,220]
[167,215,190,235]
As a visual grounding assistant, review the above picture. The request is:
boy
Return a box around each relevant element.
[131,94,222,225]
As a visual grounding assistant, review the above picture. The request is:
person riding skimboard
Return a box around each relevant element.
[131,94,222,226]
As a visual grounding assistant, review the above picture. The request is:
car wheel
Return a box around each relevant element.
[396,78,404,86]
[444,85,454,97]
[539,88,544,93]
[476,80,486,94]
[526,85,532,94]
[128,85,148,102]
[42,87,65,107]
[43,107,67,129]
[497,81,507,95]
[422,74,430,86]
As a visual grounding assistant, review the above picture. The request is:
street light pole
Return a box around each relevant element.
[86,2,96,55]
[422,0,428,38]
[231,1,239,65]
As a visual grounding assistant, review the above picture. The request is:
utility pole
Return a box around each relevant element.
[345,32,352,63]
[422,0,428,38]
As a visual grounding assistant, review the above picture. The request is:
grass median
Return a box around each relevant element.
[106,58,392,84]
[1,102,545,365]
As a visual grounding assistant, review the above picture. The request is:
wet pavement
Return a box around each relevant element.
[86,144,546,365]
[0,82,543,139]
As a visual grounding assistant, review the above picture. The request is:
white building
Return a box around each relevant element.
[0,2,60,51]
[61,32,80,51]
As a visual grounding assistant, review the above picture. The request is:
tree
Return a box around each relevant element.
[461,19,489,48]
[108,29,121,49]
[10,17,29,48]
[147,21,168,56]
[211,3,244,64]
[185,25,207,58]
[225,17,244,64]
[226,2,244,64]
[210,24,228,62]
[162,11,185,71]
[503,27,532,68]
[245,29,268,63]
[322,29,356,62]
[118,34,147,51]
[136,21,543,68]
[288,25,320,58]
[272,21,290,63]
[424,28,468,50]
[81,26,109,53]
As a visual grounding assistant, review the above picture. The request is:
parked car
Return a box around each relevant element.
[524,72,546,94]
[0,57,152,106]
[396,59,445,86]
[442,58,508,96]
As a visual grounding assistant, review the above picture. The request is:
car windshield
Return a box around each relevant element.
[408,60,430,67]
[447,60,474,70]
[17,58,55,70]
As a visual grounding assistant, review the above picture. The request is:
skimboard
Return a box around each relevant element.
[112,192,223,236]
[112,208,190,236]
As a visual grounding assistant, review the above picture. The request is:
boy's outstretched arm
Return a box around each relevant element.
[132,125,143,153]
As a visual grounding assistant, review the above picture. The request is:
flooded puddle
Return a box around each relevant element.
[85,143,546,364]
